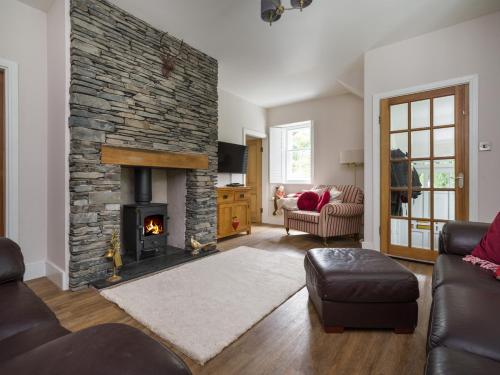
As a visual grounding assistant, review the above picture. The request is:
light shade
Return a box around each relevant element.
[261,0,282,23]
[339,149,364,165]
[290,0,313,9]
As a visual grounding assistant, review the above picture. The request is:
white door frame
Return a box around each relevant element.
[242,127,267,144]
[0,58,19,242]
[366,75,479,251]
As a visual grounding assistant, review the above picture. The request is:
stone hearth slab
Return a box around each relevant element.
[92,246,219,289]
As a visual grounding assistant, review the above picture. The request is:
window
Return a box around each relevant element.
[269,121,313,184]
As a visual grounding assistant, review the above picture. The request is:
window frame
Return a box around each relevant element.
[269,121,314,184]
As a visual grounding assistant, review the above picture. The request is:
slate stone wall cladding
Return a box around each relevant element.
[69,0,218,289]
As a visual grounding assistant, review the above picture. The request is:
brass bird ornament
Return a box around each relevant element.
[190,236,216,256]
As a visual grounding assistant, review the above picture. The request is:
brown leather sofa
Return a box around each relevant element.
[425,221,500,374]
[0,238,192,375]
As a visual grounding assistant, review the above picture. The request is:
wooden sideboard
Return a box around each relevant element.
[217,187,252,239]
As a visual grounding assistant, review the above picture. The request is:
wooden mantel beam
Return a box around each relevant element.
[101,145,209,170]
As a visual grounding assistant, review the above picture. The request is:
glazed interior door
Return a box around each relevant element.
[380,85,469,262]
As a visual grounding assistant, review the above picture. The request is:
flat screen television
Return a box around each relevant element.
[218,141,248,174]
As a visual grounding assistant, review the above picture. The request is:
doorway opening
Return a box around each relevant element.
[245,136,263,224]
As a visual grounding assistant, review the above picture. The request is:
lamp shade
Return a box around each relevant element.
[290,0,313,10]
[339,149,364,165]
[261,0,282,23]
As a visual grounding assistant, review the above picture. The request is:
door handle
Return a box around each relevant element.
[455,172,464,189]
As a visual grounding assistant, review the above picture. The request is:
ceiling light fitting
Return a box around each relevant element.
[261,0,313,26]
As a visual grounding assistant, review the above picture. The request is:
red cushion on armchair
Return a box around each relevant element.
[297,191,319,211]
[316,190,331,212]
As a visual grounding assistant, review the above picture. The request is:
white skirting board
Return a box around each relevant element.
[24,260,68,290]
[46,260,68,290]
[361,241,375,250]
[24,261,46,281]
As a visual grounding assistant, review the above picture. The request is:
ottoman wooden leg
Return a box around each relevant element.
[285,227,290,235]
[394,327,415,334]
[324,326,344,334]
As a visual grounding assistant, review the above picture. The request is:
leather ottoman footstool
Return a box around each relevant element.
[304,248,419,333]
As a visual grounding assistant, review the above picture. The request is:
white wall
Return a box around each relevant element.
[267,94,364,187]
[265,94,364,224]
[0,0,48,279]
[46,0,70,289]
[217,89,267,186]
[363,11,500,249]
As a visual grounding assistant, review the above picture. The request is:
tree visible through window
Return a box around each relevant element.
[269,121,313,184]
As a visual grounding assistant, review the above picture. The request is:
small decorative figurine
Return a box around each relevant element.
[104,230,123,283]
[273,185,286,215]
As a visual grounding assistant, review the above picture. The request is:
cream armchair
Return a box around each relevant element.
[284,185,364,245]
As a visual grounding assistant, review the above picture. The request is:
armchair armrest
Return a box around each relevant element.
[439,221,489,256]
[322,203,364,217]
[0,238,25,284]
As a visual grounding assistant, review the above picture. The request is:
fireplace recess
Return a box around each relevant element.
[122,167,169,262]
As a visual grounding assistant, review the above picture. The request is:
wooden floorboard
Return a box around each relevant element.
[27,225,432,375]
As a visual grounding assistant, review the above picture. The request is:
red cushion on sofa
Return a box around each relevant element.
[297,191,319,211]
[472,212,500,264]
[316,190,331,212]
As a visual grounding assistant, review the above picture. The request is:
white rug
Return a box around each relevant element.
[100,246,305,365]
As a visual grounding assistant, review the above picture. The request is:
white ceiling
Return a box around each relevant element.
[107,0,500,108]
[21,0,500,108]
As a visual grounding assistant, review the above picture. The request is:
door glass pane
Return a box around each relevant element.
[411,130,430,158]
[411,99,430,129]
[434,95,455,126]
[411,220,431,249]
[391,219,408,246]
[391,161,409,188]
[412,160,431,188]
[434,191,455,220]
[391,191,408,217]
[390,133,408,156]
[434,159,455,188]
[434,127,455,157]
[433,222,446,250]
[390,103,408,131]
[411,191,430,219]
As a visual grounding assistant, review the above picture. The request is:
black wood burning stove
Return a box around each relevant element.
[122,167,168,262]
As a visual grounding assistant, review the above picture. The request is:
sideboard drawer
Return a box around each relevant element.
[218,191,234,203]
[234,190,250,201]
